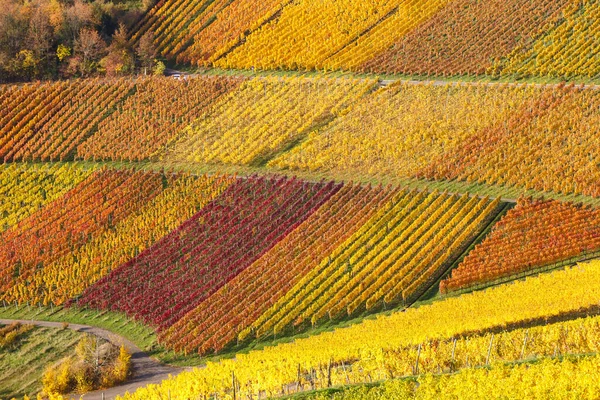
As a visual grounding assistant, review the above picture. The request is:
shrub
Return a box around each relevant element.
[42,334,132,395]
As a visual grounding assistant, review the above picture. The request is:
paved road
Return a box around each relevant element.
[0,319,189,400]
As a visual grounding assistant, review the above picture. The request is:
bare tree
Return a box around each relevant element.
[0,0,28,56]
[102,23,134,75]
[75,28,106,75]
[63,0,94,43]
[28,1,53,63]
[136,30,157,75]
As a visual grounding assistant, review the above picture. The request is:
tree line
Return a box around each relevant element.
[0,0,163,82]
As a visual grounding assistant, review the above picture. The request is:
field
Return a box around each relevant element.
[2,76,600,397]
[441,198,600,293]
[0,323,89,399]
[2,0,600,398]
[115,259,600,399]
[285,355,600,400]
[128,0,600,81]
[3,78,600,205]
[2,76,600,396]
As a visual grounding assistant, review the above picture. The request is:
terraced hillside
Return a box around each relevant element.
[132,0,600,81]
[2,77,600,204]
[2,0,600,398]
[0,167,514,356]
[116,259,600,399]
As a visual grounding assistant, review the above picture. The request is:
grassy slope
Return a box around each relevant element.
[0,303,414,368]
[0,305,188,365]
[0,325,82,399]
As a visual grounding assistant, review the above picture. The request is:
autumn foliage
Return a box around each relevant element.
[361,0,569,76]
[116,260,600,399]
[160,183,392,355]
[440,198,600,293]
[77,176,340,328]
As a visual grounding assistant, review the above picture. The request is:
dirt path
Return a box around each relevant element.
[0,319,189,400]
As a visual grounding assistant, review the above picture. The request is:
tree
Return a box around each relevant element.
[74,28,106,75]
[153,60,166,75]
[56,44,71,62]
[47,0,64,36]
[0,0,27,53]
[14,49,39,78]
[27,0,53,76]
[63,0,94,43]
[111,345,131,382]
[0,0,147,82]
[136,31,157,75]
[111,23,129,50]
[0,0,28,80]
[102,23,134,75]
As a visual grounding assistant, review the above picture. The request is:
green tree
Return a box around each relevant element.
[56,44,71,62]
[153,60,166,76]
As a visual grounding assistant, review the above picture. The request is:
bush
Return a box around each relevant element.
[42,358,75,395]
[0,322,34,349]
[42,334,132,395]
[153,61,166,76]
[112,345,132,383]
[73,362,95,393]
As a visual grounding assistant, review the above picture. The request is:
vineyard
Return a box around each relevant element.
[159,189,501,355]
[0,168,506,356]
[271,81,537,178]
[422,84,600,198]
[2,0,600,398]
[129,0,600,80]
[293,356,600,399]
[496,0,600,79]
[273,81,600,199]
[0,163,93,232]
[162,76,377,166]
[243,193,499,339]
[77,76,243,161]
[2,171,233,306]
[361,0,570,76]
[0,79,133,162]
[77,176,340,328]
[2,77,600,202]
[2,157,599,400]
[111,260,600,399]
[0,323,85,399]
[215,0,425,71]
[158,183,392,355]
[441,198,600,293]
[1,169,166,304]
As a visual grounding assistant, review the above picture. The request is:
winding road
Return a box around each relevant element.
[0,319,190,400]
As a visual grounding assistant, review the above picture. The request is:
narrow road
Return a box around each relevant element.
[164,67,600,91]
[0,319,189,400]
